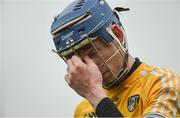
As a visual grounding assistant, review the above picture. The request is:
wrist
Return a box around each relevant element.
[86,87,107,109]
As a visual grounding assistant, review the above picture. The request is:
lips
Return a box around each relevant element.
[99,65,109,75]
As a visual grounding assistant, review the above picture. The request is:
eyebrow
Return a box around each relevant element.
[79,43,93,50]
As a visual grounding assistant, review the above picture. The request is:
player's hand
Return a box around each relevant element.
[65,55,106,109]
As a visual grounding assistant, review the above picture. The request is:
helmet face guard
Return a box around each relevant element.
[51,0,129,89]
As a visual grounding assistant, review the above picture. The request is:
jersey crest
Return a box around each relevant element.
[127,95,140,112]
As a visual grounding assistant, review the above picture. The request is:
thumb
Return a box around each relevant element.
[84,56,96,66]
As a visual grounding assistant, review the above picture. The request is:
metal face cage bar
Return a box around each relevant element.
[104,24,129,88]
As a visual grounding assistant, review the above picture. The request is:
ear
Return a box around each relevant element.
[111,23,124,43]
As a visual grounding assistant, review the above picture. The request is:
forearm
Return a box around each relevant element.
[85,86,123,117]
[85,86,107,109]
[87,91,123,117]
[95,97,124,117]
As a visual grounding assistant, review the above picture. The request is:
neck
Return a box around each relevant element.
[127,54,136,71]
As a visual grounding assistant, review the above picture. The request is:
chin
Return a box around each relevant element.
[102,72,113,84]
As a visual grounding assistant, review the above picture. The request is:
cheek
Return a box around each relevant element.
[95,49,124,84]
[104,51,124,75]
[95,47,124,72]
[88,53,103,66]
[101,58,123,84]
[101,50,113,60]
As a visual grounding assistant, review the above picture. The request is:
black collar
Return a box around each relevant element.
[104,58,142,90]
[126,58,142,79]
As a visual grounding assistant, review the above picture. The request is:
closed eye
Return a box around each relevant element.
[88,50,97,58]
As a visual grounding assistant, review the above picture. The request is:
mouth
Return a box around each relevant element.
[102,71,111,79]
[102,71,108,75]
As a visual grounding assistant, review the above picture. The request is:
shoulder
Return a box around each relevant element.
[139,63,180,117]
[139,63,180,100]
[139,63,179,91]
[74,99,94,117]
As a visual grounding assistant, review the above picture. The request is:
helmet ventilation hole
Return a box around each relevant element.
[73,0,86,11]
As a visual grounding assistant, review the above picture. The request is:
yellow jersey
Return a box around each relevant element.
[74,62,180,117]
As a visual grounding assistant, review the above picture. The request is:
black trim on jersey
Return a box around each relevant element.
[126,58,142,79]
[96,97,123,117]
[96,58,142,117]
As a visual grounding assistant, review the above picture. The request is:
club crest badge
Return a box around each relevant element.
[127,95,140,112]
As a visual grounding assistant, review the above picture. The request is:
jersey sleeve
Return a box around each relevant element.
[74,100,85,117]
[143,72,180,117]
[73,99,96,117]
[74,105,80,117]
[95,97,123,117]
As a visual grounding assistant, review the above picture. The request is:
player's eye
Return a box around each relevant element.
[88,50,97,58]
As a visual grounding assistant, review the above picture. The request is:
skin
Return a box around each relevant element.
[65,24,135,109]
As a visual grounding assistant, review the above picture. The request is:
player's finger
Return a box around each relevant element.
[84,56,96,66]
[67,59,75,73]
[71,55,86,69]
[65,74,71,85]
